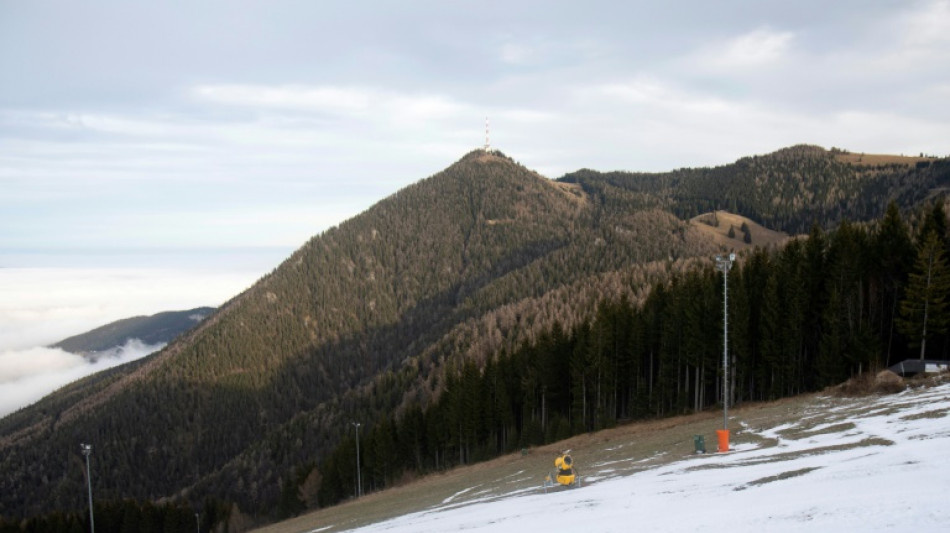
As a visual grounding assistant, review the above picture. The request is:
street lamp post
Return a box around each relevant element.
[715,253,735,451]
[352,422,362,498]
[81,443,95,533]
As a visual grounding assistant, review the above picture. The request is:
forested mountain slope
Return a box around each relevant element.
[1,146,947,529]
[0,151,709,520]
[562,145,947,233]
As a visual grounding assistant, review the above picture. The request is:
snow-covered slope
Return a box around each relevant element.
[347,382,950,532]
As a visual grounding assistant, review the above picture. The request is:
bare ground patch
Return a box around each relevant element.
[684,436,895,475]
[901,409,948,421]
[735,467,822,491]
[833,152,934,167]
[778,422,857,440]
[689,210,790,250]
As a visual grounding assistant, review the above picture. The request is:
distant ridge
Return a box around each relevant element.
[560,143,947,234]
[51,307,215,357]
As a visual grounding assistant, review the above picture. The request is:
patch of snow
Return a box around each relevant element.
[351,383,950,532]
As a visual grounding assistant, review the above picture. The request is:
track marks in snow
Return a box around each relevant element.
[442,486,480,504]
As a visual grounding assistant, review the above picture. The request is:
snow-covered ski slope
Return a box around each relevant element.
[346,382,950,532]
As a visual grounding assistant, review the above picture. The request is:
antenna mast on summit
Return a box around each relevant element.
[484,117,491,152]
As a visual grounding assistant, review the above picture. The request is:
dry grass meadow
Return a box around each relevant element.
[253,392,825,533]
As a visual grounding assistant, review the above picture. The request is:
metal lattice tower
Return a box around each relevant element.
[484,117,491,152]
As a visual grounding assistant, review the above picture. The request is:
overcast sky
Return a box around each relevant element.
[3,0,949,254]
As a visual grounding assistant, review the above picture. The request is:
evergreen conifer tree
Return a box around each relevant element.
[873,202,914,364]
[898,231,950,359]
[918,200,948,251]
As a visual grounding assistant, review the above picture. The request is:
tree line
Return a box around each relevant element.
[0,498,232,533]
[309,200,949,510]
[562,145,950,235]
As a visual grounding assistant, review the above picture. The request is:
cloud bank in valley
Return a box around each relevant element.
[0,260,270,418]
[0,264,264,351]
[0,339,164,418]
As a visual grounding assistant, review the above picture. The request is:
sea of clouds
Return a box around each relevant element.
[0,251,284,418]
[0,339,165,418]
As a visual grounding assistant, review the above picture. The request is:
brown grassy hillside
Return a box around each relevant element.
[690,210,789,249]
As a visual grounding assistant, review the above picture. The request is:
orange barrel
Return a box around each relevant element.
[716,429,730,452]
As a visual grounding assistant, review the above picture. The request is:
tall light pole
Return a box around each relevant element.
[81,443,95,533]
[352,422,362,498]
[715,253,735,451]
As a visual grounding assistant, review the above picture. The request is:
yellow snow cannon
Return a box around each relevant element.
[543,451,581,491]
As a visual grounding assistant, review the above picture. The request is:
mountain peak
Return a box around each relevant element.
[456,148,518,166]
